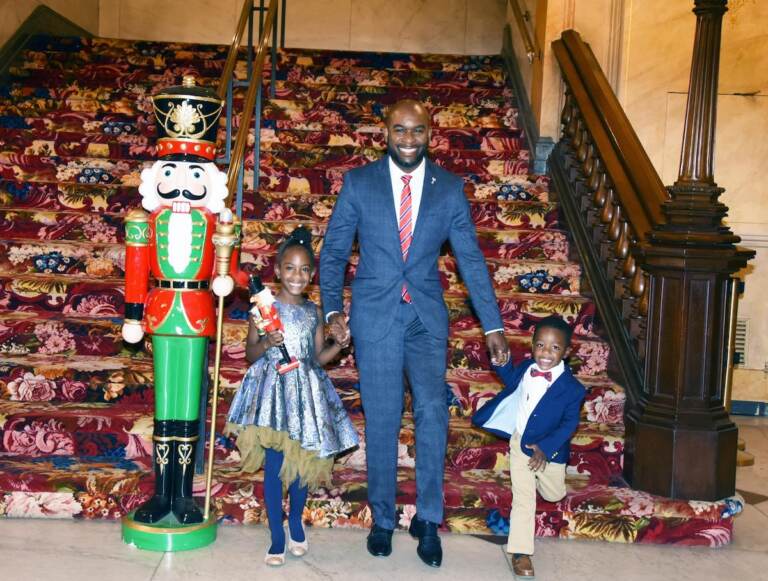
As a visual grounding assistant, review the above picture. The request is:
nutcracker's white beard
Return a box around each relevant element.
[167,212,192,273]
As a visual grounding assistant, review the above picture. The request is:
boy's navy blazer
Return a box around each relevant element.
[471,358,586,464]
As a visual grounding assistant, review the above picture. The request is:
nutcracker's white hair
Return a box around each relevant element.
[139,160,229,214]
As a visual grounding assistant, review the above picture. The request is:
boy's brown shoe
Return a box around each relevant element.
[511,554,535,578]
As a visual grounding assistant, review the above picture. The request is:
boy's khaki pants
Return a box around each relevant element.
[507,432,567,555]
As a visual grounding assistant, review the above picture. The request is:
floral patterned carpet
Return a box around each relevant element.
[0,35,741,545]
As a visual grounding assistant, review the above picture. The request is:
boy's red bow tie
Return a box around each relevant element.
[530,369,552,382]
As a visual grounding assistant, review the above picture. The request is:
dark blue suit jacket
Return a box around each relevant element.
[472,359,586,464]
[320,156,503,341]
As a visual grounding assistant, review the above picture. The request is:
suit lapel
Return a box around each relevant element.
[408,160,437,263]
[375,157,402,257]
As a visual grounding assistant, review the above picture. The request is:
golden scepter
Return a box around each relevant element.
[205,209,239,520]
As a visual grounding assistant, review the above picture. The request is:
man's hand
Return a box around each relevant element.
[327,312,350,345]
[525,444,547,472]
[486,330,510,366]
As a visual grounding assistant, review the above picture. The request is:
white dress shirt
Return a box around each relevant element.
[483,361,565,436]
[514,361,565,436]
[389,156,425,229]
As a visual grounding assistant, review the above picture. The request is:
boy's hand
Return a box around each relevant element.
[264,330,284,348]
[525,444,547,472]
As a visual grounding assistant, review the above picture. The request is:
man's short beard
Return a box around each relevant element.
[388,146,426,170]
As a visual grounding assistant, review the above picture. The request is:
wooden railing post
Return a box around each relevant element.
[626,0,754,500]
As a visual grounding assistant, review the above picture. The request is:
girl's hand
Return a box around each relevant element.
[265,330,284,348]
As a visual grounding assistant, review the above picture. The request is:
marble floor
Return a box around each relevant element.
[1,416,766,581]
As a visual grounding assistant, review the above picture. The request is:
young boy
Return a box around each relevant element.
[472,316,586,578]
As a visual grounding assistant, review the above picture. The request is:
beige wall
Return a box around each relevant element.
[98,0,242,46]
[98,0,506,54]
[617,0,768,384]
[0,0,99,48]
[512,0,768,390]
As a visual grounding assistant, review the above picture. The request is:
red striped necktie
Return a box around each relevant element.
[399,174,413,303]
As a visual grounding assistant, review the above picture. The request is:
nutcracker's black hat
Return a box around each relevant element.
[152,76,223,162]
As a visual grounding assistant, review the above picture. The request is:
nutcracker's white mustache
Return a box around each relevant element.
[156,185,207,201]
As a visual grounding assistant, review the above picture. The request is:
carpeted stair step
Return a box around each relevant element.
[0,128,527,168]
[0,453,734,546]
[15,49,504,81]
[0,350,621,406]
[0,179,550,217]
[0,129,526,165]
[0,309,608,378]
[0,273,597,340]
[0,180,137,212]
[0,400,622,480]
[0,153,531,192]
[0,207,122,241]
[2,81,515,118]
[7,61,506,90]
[242,219,569,261]
[251,168,535,196]
[260,125,526,150]
[0,125,526,162]
[19,39,503,69]
[0,213,580,290]
[0,90,516,127]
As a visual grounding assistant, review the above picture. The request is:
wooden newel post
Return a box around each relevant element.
[624,0,754,500]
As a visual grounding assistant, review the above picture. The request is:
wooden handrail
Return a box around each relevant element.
[548,29,673,410]
[555,31,667,235]
[221,0,278,207]
[217,0,253,101]
[508,0,539,63]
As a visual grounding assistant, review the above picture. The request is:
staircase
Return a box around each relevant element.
[0,34,737,545]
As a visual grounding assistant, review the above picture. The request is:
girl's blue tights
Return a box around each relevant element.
[264,447,309,555]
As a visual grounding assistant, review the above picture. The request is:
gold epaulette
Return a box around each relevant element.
[125,208,149,223]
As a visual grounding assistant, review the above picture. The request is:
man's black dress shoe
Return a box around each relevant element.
[367,524,393,557]
[408,516,442,568]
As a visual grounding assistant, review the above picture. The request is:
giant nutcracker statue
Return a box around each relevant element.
[121,76,246,551]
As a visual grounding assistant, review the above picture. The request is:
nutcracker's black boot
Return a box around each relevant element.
[133,419,174,523]
[171,420,204,524]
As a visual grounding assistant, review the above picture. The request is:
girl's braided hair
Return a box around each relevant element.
[276,226,314,269]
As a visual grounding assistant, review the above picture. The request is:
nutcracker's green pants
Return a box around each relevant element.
[151,336,208,421]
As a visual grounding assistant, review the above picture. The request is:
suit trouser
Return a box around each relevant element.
[354,301,448,530]
[507,432,567,555]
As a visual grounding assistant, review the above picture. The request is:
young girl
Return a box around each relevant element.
[226,226,358,566]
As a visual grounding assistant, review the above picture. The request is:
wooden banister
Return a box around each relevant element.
[549,31,659,409]
[560,31,667,228]
[550,2,754,501]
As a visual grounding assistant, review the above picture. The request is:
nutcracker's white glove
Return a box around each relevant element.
[212,275,234,297]
[122,321,144,344]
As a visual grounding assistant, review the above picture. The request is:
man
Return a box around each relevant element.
[320,100,509,567]
[122,76,246,525]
